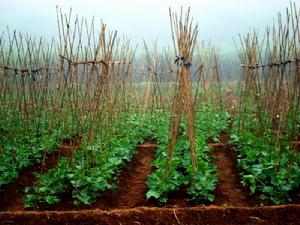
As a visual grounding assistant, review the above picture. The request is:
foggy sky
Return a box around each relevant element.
[0,0,294,56]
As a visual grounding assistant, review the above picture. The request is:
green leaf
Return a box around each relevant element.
[243,174,256,193]
[38,186,48,192]
[262,186,273,194]
[73,189,92,205]
[146,190,161,199]
[207,193,215,202]
[45,195,59,205]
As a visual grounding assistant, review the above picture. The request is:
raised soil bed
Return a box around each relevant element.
[0,205,299,225]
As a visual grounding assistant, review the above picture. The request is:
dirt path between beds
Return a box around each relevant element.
[210,132,249,207]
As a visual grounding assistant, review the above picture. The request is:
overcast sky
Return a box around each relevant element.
[0,0,294,55]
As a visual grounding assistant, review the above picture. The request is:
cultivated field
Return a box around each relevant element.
[0,5,299,225]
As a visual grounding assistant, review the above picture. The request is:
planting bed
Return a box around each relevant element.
[0,140,299,224]
[0,138,81,211]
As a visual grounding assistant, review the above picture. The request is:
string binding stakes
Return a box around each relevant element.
[241,58,300,69]
[174,56,192,69]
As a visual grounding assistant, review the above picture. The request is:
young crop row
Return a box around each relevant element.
[231,112,300,204]
[146,135,218,203]
[146,105,229,204]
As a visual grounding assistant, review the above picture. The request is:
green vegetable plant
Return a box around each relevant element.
[231,116,300,204]
[146,113,220,204]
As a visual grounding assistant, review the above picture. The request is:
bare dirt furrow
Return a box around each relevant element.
[211,132,249,207]
[113,142,157,208]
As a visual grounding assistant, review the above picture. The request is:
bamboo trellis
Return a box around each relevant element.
[165,7,198,177]
[237,1,300,141]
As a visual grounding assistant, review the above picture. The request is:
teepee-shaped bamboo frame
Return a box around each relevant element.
[165,7,198,177]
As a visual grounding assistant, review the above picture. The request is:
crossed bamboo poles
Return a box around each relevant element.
[165,8,198,178]
[0,6,227,176]
[237,1,300,140]
[0,8,136,165]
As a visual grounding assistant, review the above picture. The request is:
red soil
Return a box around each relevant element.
[208,132,249,207]
[212,145,249,206]
[0,205,299,225]
[115,142,157,208]
[166,187,189,208]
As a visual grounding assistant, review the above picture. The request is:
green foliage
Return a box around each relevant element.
[185,136,218,202]
[187,170,217,202]
[146,167,186,204]
[24,112,161,208]
[0,115,62,188]
[195,104,230,142]
[24,157,71,208]
[231,128,300,204]
[146,117,219,204]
